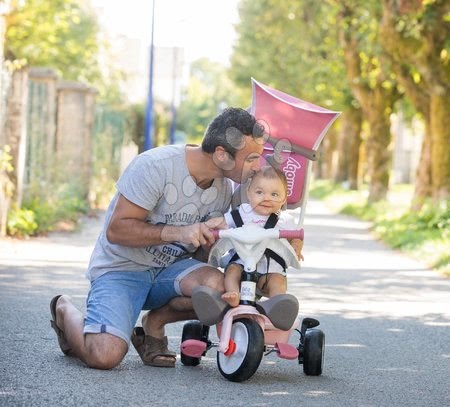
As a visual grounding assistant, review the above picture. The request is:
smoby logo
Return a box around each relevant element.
[284,156,301,197]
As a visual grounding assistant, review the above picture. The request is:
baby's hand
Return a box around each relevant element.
[289,238,304,261]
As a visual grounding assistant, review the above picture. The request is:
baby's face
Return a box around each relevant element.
[247,177,286,216]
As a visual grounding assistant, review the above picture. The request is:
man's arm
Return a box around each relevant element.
[106,194,218,248]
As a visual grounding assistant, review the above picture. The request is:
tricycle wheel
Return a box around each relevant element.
[181,321,205,366]
[303,328,325,376]
[217,318,264,382]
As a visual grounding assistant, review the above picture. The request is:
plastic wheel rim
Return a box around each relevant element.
[218,321,249,374]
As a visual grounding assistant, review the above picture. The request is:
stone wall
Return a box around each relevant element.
[55,80,96,197]
[2,67,96,205]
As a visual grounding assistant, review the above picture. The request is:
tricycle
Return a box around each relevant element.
[179,79,339,381]
[180,225,325,382]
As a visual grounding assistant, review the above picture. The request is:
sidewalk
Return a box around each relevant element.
[0,212,104,265]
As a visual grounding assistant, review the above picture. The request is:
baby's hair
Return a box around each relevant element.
[249,165,288,195]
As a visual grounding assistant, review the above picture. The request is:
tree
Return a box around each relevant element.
[334,0,401,202]
[231,0,347,109]
[335,101,363,189]
[176,58,244,142]
[230,0,362,186]
[4,0,102,84]
[380,0,450,205]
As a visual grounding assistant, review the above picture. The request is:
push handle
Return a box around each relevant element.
[279,229,304,240]
[210,228,304,241]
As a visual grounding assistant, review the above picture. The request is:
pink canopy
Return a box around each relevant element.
[250,79,340,206]
[251,78,340,154]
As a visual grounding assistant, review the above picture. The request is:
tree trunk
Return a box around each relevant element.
[337,4,398,202]
[412,119,432,209]
[380,0,450,206]
[366,101,392,202]
[430,93,450,200]
[313,145,325,179]
[335,105,362,189]
[4,68,28,206]
[323,129,337,179]
[393,68,431,208]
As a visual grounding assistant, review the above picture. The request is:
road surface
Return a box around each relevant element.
[0,200,449,406]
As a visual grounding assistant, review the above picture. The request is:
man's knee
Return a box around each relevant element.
[199,267,224,292]
[180,266,224,296]
[84,334,127,370]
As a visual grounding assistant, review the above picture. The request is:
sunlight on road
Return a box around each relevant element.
[305,217,372,230]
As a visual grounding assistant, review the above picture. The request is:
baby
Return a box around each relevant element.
[215,166,303,307]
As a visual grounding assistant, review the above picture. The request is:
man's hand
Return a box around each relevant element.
[205,216,228,230]
[162,218,227,248]
[180,222,217,247]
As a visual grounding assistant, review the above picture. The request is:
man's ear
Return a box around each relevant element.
[213,146,235,171]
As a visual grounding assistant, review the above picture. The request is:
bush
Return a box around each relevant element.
[52,183,88,221]
[7,207,38,237]
[23,198,55,234]
[7,182,89,237]
[309,180,449,275]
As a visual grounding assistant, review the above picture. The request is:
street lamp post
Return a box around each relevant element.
[144,0,155,150]
[169,47,178,144]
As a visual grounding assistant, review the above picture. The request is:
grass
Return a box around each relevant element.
[309,180,450,277]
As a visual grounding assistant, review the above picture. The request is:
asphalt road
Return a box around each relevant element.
[0,200,449,407]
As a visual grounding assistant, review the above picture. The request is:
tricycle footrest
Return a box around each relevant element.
[181,339,207,358]
[276,342,299,360]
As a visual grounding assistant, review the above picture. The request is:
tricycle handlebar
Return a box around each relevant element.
[279,229,304,240]
[211,227,304,242]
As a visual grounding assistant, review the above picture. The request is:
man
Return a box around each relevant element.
[50,108,265,369]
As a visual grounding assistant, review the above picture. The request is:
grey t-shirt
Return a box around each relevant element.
[86,144,232,281]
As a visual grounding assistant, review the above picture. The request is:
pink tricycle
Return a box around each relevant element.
[180,226,324,382]
[179,79,339,382]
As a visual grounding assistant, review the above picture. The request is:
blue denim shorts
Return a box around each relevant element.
[83,258,206,345]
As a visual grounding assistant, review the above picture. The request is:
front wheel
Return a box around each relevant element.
[303,328,325,376]
[217,318,264,382]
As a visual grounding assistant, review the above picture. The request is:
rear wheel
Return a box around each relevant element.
[181,321,204,366]
[303,328,325,376]
[217,318,264,382]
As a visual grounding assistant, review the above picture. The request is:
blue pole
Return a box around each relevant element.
[169,47,177,144]
[169,103,176,144]
[144,0,155,150]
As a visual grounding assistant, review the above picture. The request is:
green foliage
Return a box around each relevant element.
[89,168,116,210]
[177,58,246,141]
[24,198,55,233]
[89,106,126,208]
[310,180,450,274]
[309,179,344,199]
[310,179,368,213]
[0,145,15,199]
[7,207,38,237]
[6,182,88,237]
[0,145,14,175]
[230,0,350,110]
[125,103,145,151]
[399,201,449,235]
[4,0,125,103]
[52,183,88,219]
[371,201,449,276]
[5,0,100,83]
[0,145,15,236]
[123,100,174,150]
